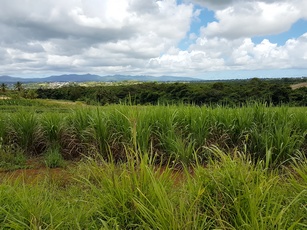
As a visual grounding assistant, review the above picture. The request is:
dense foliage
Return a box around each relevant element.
[0,102,306,167]
[0,98,307,228]
[35,78,307,106]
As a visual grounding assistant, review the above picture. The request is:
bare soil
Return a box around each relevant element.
[0,158,73,184]
[0,158,189,185]
[291,82,307,90]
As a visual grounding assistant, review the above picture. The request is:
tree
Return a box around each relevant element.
[269,84,291,105]
[14,81,23,92]
[212,82,225,90]
[1,83,7,93]
[26,90,38,99]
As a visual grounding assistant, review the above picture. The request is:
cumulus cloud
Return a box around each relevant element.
[147,33,307,75]
[0,0,306,78]
[190,0,306,11]
[196,0,306,39]
[128,0,160,15]
[0,0,194,76]
[191,0,239,10]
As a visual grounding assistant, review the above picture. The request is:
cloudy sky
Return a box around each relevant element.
[0,0,307,79]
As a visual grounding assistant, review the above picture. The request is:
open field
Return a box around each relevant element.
[291,82,307,90]
[0,100,307,228]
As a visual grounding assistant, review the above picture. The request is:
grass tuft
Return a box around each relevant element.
[44,146,65,168]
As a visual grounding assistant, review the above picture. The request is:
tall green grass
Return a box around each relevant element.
[0,103,306,167]
[2,101,306,228]
[7,111,45,155]
[194,147,307,229]
[1,149,307,229]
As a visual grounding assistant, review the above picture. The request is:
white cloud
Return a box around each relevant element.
[0,0,306,78]
[284,33,307,67]
[0,0,194,76]
[191,0,307,12]
[200,1,302,39]
[147,33,307,76]
[128,0,160,15]
[148,46,225,76]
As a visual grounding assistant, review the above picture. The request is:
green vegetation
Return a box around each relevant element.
[34,78,307,106]
[1,83,7,93]
[0,142,26,170]
[1,77,306,106]
[0,86,306,228]
[0,102,305,167]
[44,145,65,168]
[14,81,23,92]
[0,98,81,113]
[1,150,307,229]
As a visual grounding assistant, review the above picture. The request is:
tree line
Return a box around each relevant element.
[0,81,39,99]
[34,78,307,106]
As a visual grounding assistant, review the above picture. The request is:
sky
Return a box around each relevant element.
[0,0,307,80]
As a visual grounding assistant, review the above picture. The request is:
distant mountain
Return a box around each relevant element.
[44,74,102,82]
[0,75,33,83]
[98,75,199,82]
[0,74,200,83]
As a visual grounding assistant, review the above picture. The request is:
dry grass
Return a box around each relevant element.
[291,82,307,89]
[0,96,10,99]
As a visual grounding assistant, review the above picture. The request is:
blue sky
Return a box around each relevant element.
[0,0,307,79]
[183,7,307,48]
[179,7,215,50]
[176,1,307,79]
[252,19,307,46]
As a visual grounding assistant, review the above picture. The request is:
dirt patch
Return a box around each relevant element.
[0,158,73,185]
[291,82,307,90]
[0,168,71,184]
[0,158,192,186]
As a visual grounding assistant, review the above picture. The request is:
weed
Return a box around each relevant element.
[44,146,65,168]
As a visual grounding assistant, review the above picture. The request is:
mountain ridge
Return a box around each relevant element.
[0,74,200,83]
